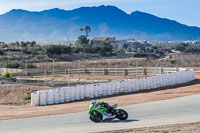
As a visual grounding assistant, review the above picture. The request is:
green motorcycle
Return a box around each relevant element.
[88,102,128,122]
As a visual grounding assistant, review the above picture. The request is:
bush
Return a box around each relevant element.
[45,44,72,55]
[0,72,13,78]
[3,61,25,69]
[27,64,37,68]
[23,93,31,101]
[0,50,4,55]
[95,43,114,56]
[175,43,188,52]
[3,61,38,69]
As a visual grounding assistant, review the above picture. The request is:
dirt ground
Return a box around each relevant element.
[98,122,200,133]
[18,74,139,83]
[0,85,52,104]
[0,74,143,104]
[0,73,200,120]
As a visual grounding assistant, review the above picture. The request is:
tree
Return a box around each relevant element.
[175,43,188,52]
[96,43,113,56]
[21,41,27,47]
[45,44,72,55]
[15,41,20,48]
[75,35,90,47]
[73,35,91,53]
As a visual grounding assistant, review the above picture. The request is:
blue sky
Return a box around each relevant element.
[0,0,199,27]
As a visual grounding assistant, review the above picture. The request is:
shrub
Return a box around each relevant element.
[95,43,113,56]
[27,64,37,68]
[169,59,176,64]
[175,43,188,52]
[0,72,13,78]
[23,93,31,101]
[3,61,25,69]
[0,50,4,55]
[3,61,37,69]
[45,44,72,55]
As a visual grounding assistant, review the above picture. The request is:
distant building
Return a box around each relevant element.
[124,40,152,50]
[91,37,116,47]
[160,47,172,54]
[0,42,5,45]
[110,41,124,50]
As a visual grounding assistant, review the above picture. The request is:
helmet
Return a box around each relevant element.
[91,100,98,105]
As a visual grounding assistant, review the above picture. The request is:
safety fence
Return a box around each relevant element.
[9,67,180,76]
[0,68,23,74]
[31,68,195,106]
[67,67,180,76]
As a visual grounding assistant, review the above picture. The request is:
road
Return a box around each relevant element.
[1,94,200,133]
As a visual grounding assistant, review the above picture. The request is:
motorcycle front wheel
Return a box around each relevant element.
[116,109,128,120]
[89,111,102,123]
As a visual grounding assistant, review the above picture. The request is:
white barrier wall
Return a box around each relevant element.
[31,68,195,106]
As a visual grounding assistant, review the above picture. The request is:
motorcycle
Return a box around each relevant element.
[88,103,128,122]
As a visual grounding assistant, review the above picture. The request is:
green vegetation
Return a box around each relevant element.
[44,35,114,57]
[4,36,199,61]
[175,43,200,53]
[3,61,25,69]
[95,42,114,56]
[45,44,72,55]
[73,35,113,56]
[3,61,37,69]
[0,72,13,78]
[130,46,165,59]
[75,35,90,46]
[0,50,4,55]
[23,93,31,101]
[27,64,38,68]
[0,41,42,54]
[72,35,94,53]
[175,43,188,52]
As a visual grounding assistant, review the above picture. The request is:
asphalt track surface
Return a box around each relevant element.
[1,94,200,133]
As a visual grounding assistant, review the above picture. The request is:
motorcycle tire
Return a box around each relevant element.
[116,109,128,120]
[89,111,102,123]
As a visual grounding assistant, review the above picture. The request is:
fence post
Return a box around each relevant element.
[52,59,55,75]
[65,69,67,74]
[93,66,95,79]
[143,67,147,76]
[123,68,128,76]
[84,68,87,74]
[44,69,47,75]
[160,67,163,74]
[104,68,108,75]
[176,67,179,72]
[136,61,138,78]
[156,66,159,75]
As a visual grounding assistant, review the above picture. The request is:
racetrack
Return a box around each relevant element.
[1,94,200,133]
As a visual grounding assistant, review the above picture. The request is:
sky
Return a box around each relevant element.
[0,0,199,27]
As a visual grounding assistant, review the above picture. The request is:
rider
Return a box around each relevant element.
[91,100,114,113]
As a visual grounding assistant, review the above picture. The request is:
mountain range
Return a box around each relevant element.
[0,5,200,42]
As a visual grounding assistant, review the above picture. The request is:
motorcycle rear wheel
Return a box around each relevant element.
[89,111,102,122]
[116,109,128,120]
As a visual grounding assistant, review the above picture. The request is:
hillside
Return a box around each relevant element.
[0,5,200,42]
